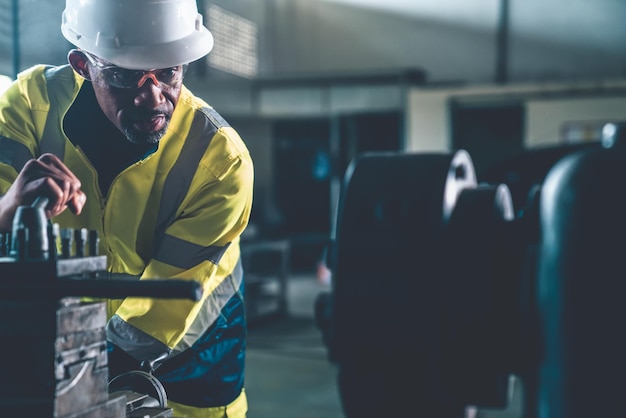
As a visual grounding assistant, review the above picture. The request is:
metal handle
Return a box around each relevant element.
[0,278,204,301]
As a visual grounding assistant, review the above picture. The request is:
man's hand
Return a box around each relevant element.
[0,153,86,230]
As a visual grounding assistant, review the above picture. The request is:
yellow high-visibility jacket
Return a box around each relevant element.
[0,64,253,417]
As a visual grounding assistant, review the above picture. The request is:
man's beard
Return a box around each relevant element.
[121,110,171,145]
[123,122,168,145]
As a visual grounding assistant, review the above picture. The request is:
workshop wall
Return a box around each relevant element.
[1,0,624,84]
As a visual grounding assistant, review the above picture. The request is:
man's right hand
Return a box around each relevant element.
[0,153,86,230]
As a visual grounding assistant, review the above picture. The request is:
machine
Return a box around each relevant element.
[0,197,203,417]
[319,122,626,418]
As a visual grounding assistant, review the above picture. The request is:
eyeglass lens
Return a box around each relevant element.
[85,52,187,89]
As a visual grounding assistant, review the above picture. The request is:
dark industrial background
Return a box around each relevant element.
[2,0,625,271]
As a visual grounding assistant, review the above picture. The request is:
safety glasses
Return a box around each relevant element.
[83,52,188,89]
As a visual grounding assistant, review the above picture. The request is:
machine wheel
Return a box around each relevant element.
[109,370,168,409]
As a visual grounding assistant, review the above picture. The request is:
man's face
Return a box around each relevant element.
[86,55,186,145]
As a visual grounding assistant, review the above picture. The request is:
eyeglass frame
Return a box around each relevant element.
[81,51,189,89]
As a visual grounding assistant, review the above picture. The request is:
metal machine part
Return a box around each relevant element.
[323,123,626,418]
[322,150,532,417]
[0,197,203,301]
[0,297,128,417]
[9,195,50,260]
[0,196,203,417]
[109,371,171,417]
[328,150,490,417]
[533,130,626,418]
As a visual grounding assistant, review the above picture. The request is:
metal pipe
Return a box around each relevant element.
[0,278,204,301]
[495,0,510,84]
[11,0,20,79]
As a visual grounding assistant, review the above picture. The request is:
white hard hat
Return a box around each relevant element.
[61,0,214,70]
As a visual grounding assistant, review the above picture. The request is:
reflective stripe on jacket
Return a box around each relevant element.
[0,64,254,412]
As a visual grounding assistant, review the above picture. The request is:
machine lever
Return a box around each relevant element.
[32,195,49,210]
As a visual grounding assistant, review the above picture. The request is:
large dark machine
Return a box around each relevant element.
[0,197,203,417]
[318,122,626,418]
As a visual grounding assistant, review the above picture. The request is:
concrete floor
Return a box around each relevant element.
[245,274,344,418]
[244,275,524,418]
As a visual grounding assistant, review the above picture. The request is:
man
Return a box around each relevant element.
[0,0,253,416]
